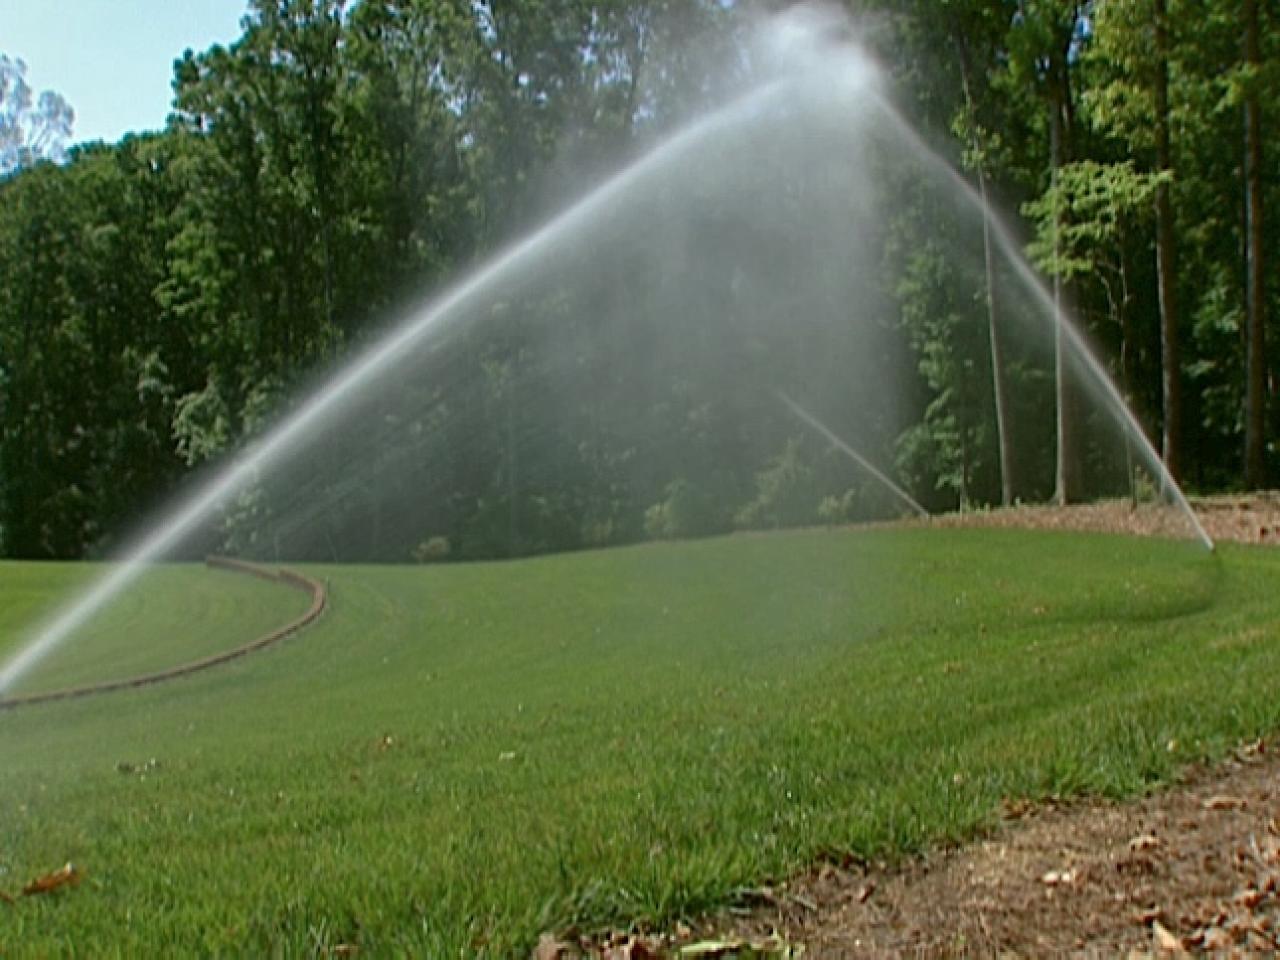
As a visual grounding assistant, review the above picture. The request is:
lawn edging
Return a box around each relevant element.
[0,557,326,710]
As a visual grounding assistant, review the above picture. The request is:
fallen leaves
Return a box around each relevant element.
[17,862,82,898]
[532,931,673,959]
[1128,834,1163,853]
[1235,739,1266,764]
[1202,795,1248,811]
[1000,797,1037,820]
[0,862,86,906]
[1132,806,1280,955]
[1134,907,1164,926]
[534,933,574,960]
[680,937,802,958]
[1233,886,1266,909]
[1151,919,1184,954]
[532,928,804,959]
[1040,868,1077,888]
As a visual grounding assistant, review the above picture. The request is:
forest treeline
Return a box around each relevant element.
[0,0,1276,561]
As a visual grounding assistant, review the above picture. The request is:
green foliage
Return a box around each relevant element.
[734,438,818,531]
[411,535,452,563]
[644,478,725,540]
[1,0,1279,557]
[1023,160,1162,280]
[172,378,234,467]
[816,488,859,525]
[890,228,997,508]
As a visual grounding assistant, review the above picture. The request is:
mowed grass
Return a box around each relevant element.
[0,562,312,694]
[2,527,1279,956]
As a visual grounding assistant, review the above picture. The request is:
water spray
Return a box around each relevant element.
[0,80,801,698]
[0,10,1215,701]
[776,391,927,518]
[868,102,1214,553]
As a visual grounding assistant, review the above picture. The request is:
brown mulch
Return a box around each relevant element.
[922,491,1280,546]
[539,496,1280,959]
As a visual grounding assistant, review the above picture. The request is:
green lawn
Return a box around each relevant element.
[0,562,311,695]
[1,528,1277,956]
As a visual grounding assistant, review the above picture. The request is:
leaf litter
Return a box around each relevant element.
[14,862,83,899]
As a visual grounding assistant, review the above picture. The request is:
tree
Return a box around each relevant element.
[1024,159,1163,494]
[0,54,73,174]
[0,133,198,558]
[1087,0,1187,481]
[1151,0,1182,479]
[954,20,1016,505]
[869,0,1029,507]
[1242,0,1267,487]
[1004,0,1091,503]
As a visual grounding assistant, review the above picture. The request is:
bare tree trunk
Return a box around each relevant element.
[1244,0,1268,488]
[980,170,1016,505]
[507,377,518,557]
[956,30,1015,506]
[1153,0,1182,480]
[1117,242,1139,502]
[1051,73,1083,504]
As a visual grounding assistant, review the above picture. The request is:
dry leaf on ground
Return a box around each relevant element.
[1203,796,1248,811]
[21,862,82,897]
[1129,834,1163,853]
[1151,920,1185,954]
[533,932,578,960]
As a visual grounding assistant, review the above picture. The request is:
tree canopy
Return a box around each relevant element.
[0,0,1276,561]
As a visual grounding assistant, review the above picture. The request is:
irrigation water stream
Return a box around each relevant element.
[0,6,1211,699]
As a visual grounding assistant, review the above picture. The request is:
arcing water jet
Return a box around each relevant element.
[0,6,1210,699]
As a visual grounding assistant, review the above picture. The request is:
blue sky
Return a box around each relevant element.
[2,0,249,145]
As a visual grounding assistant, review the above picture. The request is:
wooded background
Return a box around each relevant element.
[0,0,1275,561]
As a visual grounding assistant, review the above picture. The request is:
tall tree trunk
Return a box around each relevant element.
[507,371,519,557]
[1153,0,1182,481]
[1243,0,1267,488]
[956,29,1015,506]
[1118,245,1139,502]
[1051,68,1083,504]
[979,168,1016,506]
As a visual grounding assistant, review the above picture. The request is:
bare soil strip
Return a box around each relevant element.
[0,557,326,710]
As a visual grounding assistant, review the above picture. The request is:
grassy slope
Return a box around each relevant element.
[1,528,1277,955]
[0,563,311,695]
